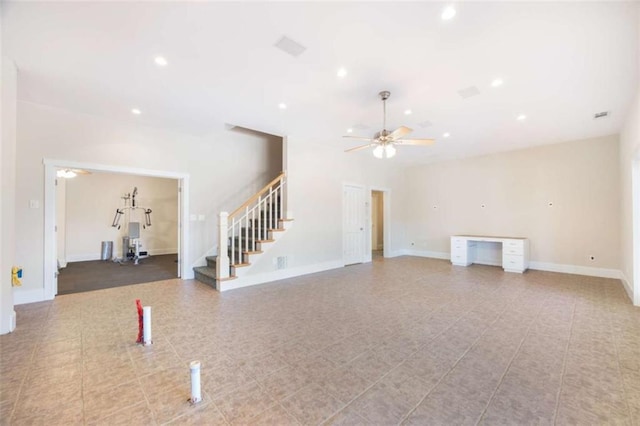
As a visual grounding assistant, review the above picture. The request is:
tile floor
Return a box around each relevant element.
[1,256,639,425]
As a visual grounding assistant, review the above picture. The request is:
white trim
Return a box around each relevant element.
[620,272,633,303]
[386,250,406,258]
[219,260,343,292]
[43,158,189,180]
[43,159,192,299]
[404,249,450,260]
[528,261,622,279]
[631,152,640,305]
[13,288,46,305]
[9,311,16,332]
[66,248,178,263]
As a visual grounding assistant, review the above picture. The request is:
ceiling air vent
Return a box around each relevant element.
[458,86,480,99]
[418,120,433,128]
[274,36,306,57]
[352,123,369,130]
[594,111,611,119]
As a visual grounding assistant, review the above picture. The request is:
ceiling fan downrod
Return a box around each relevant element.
[379,91,390,137]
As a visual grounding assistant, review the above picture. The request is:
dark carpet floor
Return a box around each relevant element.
[57,254,179,295]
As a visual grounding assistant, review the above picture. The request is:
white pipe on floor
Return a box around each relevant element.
[143,306,152,345]
[190,360,202,403]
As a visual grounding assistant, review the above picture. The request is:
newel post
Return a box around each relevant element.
[217,212,230,280]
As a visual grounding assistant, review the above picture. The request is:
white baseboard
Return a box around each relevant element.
[403,249,450,260]
[385,250,407,258]
[9,310,16,332]
[67,248,178,263]
[619,272,634,303]
[219,260,344,292]
[13,288,47,305]
[528,261,622,280]
[402,250,625,281]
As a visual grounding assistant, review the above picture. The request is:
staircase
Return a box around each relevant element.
[193,172,292,291]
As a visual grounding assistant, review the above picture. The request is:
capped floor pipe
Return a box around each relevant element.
[190,361,202,404]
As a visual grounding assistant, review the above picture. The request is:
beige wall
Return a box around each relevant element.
[64,173,178,261]
[618,6,640,304]
[404,135,621,270]
[1,55,18,333]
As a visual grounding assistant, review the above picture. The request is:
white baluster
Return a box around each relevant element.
[217,212,230,279]
[244,207,248,259]
[279,180,283,221]
[251,208,255,252]
[258,195,262,243]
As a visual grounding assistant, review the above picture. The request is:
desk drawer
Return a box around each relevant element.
[451,237,466,247]
[504,239,524,249]
[504,246,524,255]
[503,254,524,270]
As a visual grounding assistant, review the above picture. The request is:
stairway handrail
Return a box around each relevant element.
[229,171,285,219]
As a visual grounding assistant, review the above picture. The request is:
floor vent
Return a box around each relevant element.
[276,256,288,270]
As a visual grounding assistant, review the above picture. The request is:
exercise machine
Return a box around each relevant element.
[111,187,152,265]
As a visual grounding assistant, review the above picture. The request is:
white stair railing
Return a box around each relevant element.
[217,172,286,280]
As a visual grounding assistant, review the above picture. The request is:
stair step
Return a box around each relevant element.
[193,266,217,289]
[205,255,217,268]
[231,262,251,268]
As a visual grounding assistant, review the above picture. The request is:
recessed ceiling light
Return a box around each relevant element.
[346,128,353,133]
[154,56,168,67]
[517,114,527,121]
[491,78,503,87]
[131,108,141,115]
[441,5,456,21]
[278,103,287,110]
[443,132,450,138]
[404,109,412,115]
[337,68,347,78]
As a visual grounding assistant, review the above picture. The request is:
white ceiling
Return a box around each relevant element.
[3,1,638,164]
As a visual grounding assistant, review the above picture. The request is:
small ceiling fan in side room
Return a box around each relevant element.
[344,91,435,158]
[56,168,90,178]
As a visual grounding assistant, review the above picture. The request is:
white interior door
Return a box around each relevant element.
[343,184,366,265]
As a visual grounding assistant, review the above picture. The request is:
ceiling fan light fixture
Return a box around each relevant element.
[385,144,396,158]
[441,5,456,21]
[373,145,384,159]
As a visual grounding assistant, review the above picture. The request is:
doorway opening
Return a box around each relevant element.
[44,160,190,300]
[55,170,180,294]
[371,190,384,259]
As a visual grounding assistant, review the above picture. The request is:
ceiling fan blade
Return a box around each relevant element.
[388,126,413,140]
[343,135,373,141]
[345,144,373,153]
[396,138,435,146]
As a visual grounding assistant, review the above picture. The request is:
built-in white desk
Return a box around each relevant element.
[451,235,529,273]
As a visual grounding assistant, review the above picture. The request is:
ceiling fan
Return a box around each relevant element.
[344,91,435,158]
